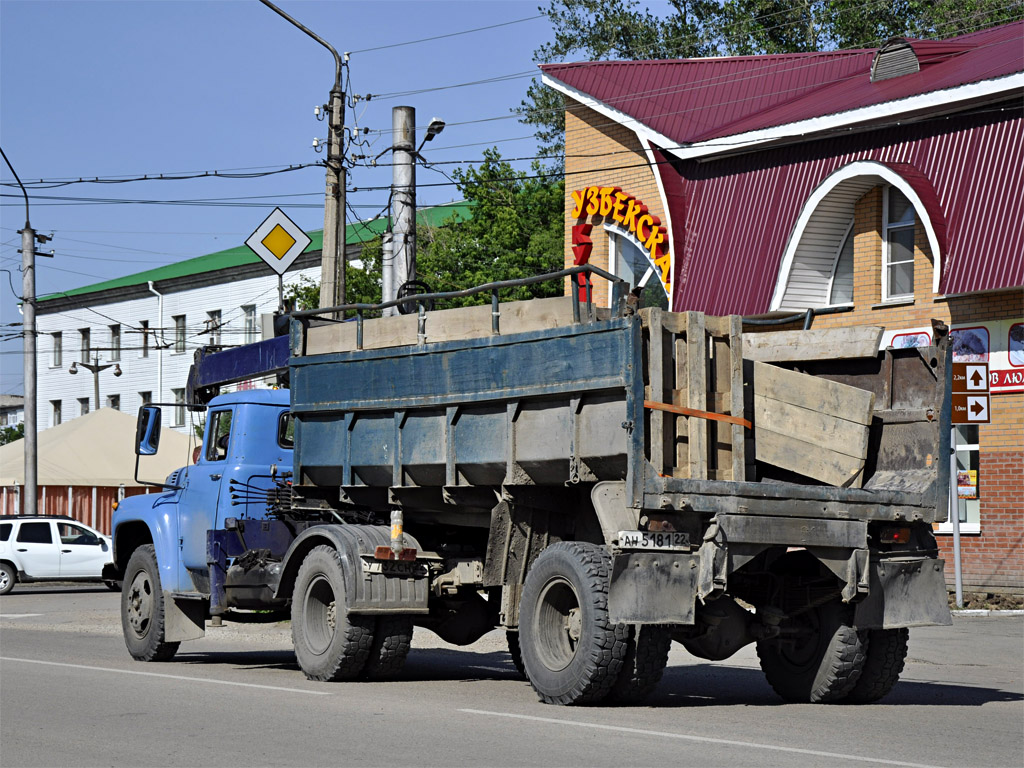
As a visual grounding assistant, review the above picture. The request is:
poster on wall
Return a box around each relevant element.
[957,469,978,499]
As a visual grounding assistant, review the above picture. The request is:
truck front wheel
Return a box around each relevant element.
[292,545,375,681]
[121,544,180,662]
[756,600,865,703]
[519,542,629,705]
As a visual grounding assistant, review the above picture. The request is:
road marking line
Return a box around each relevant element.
[0,614,44,618]
[0,657,331,696]
[459,709,945,768]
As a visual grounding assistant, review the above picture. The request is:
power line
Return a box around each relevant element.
[348,14,544,54]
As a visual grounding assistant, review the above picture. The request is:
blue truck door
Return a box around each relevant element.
[178,407,234,575]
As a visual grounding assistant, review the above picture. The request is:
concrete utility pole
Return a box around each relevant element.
[259,0,346,312]
[390,106,416,307]
[2,147,39,516]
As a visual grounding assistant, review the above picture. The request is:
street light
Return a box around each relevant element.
[69,353,122,411]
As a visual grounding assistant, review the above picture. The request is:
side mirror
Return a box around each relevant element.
[136,406,162,456]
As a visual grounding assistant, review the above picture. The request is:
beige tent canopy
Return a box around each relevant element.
[0,407,193,486]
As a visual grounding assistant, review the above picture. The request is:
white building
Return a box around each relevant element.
[33,203,470,434]
[1,395,24,428]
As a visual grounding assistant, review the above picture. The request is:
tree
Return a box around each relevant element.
[0,423,24,446]
[287,148,566,312]
[520,0,1023,158]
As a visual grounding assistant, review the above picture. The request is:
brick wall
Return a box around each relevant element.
[564,101,667,308]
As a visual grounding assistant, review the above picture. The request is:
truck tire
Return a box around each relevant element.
[121,545,180,662]
[845,628,909,703]
[519,541,629,705]
[507,630,527,679]
[607,624,673,704]
[292,545,375,682]
[0,562,16,595]
[362,615,413,680]
[756,600,865,703]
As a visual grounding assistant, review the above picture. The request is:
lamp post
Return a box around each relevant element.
[69,354,122,411]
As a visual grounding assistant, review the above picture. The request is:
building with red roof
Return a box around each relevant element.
[543,22,1022,593]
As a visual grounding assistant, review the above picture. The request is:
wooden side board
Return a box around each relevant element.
[303,295,578,355]
[752,361,875,487]
[743,325,884,362]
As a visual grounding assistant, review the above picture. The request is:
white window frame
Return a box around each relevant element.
[109,324,121,361]
[173,315,186,354]
[79,328,91,361]
[242,305,257,345]
[140,320,150,358]
[51,400,62,426]
[78,397,91,416]
[937,426,981,535]
[825,219,855,308]
[206,310,222,347]
[107,394,120,411]
[51,332,62,368]
[881,186,916,302]
[172,388,185,427]
[605,225,667,308]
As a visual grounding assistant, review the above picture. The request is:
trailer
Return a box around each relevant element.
[109,268,952,705]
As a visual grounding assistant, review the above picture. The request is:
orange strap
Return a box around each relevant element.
[643,399,752,429]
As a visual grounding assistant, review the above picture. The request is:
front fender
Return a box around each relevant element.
[112,491,188,593]
[275,524,429,614]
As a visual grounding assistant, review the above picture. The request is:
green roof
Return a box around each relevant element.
[39,201,472,303]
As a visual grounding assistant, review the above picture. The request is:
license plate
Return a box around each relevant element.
[362,559,427,578]
[617,530,690,550]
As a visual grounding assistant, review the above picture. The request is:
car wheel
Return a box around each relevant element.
[0,562,15,595]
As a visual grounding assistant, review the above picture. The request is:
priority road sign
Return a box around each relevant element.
[952,393,990,423]
[245,207,311,275]
[952,362,989,393]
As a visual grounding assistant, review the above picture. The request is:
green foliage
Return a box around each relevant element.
[0,423,24,446]
[520,0,1023,157]
[290,149,566,312]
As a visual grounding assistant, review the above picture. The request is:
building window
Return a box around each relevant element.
[79,397,91,416]
[109,324,121,361]
[80,328,91,361]
[828,220,854,306]
[883,187,915,301]
[938,425,981,535]
[207,310,222,347]
[107,394,120,411]
[243,305,258,345]
[173,315,186,354]
[51,400,62,426]
[140,320,150,358]
[139,391,152,408]
[51,332,62,368]
[608,230,668,310]
[172,388,185,427]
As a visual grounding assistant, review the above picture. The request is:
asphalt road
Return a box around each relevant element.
[1,585,1021,768]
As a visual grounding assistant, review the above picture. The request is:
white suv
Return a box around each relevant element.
[0,515,116,595]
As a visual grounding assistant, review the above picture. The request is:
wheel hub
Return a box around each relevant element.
[126,571,153,636]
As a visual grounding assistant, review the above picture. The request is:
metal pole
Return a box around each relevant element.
[257,1,346,314]
[950,426,963,607]
[93,355,101,411]
[392,106,416,303]
[381,232,395,316]
[3,146,38,517]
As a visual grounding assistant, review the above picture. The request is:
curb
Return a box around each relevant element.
[951,609,1024,617]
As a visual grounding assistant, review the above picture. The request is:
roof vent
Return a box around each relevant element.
[871,38,920,82]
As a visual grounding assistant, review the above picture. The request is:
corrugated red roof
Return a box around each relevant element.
[541,22,1023,144]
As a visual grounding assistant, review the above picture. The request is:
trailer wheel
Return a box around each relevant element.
[519,541,629,705]
[756,600,865,703]
[362,615,414,680]
[121,545,180,662]
[292,545,374,681]
[607,624,673,704]
[845,628,909,703]
[506,630,527,679]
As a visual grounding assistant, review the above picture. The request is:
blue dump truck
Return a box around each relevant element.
[109,269,952,705]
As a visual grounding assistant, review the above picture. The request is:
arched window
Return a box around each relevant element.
[607,227,668,309]
[827,220,854,306]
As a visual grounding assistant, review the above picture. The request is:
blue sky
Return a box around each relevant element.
[0,0,559,395]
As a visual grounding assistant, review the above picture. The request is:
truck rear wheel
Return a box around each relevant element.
[362,615,414,680]
[519,542,629,705]
[756,600,865,703]
[121,544,180,662]
[292,545,374,681]
[845,628,909,703]
[507,630,527,679]
[607,624,672,704]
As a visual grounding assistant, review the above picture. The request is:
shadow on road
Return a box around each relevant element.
[169,648,1022,708]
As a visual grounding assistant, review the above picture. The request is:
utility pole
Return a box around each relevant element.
[2,147,39,516]
[391,106,416,308]
[69,353,122,411]
[259,0,346,312]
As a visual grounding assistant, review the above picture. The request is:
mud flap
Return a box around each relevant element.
[608,552,699,624]
[164,592,207,642]
[854,557,953,629]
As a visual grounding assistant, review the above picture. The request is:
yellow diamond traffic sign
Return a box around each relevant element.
[245,207,311,275]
